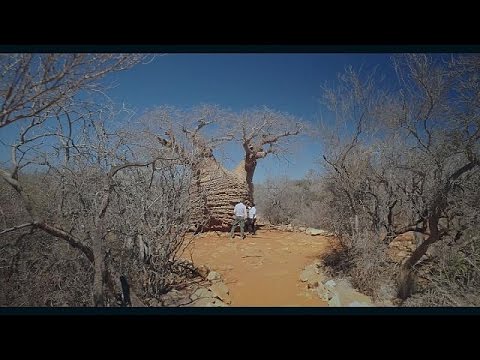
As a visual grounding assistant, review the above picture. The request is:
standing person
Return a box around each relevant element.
[248,203,257,235]
[230,199,247,239]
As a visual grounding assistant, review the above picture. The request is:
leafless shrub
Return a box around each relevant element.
[0,53,147,128]
[255,174,326,227]
[403,228,480,306]
[348,232,396,301]
[0,54,210,306]
[321,246,353,275]
[0,115,204,306]
[317,54,480,303]
[0,230,93,306]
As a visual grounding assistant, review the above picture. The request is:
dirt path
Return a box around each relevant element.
[183,228,331,306]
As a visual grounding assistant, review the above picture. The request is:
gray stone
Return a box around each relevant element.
[161,289,193,307]
[210,299,228,307]
[207,271,221,281]
[197,265,210,278]
[325,279,337,289]
[187,296,229,307]
[299,264,324,286]
[326,279,373,307]
[189,297,218,307]
[193,287,214,299]
[316,282,331,301]
[328,292,341,307]
[209,282,231,304]
[347,301,372,307]
[374,300,395,307]
[305,228,333,236]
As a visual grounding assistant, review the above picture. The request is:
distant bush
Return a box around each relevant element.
[254,174,327,228]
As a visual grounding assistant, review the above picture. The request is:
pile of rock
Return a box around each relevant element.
[304,228,334,237]
[299,261,393,307]
[157,269,232,307]
[270,224,335,236]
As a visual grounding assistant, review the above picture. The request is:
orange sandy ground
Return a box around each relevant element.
[182,228,332,306]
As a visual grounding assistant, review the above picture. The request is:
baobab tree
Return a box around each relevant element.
[140,105,303,230]
[231,107,302,205]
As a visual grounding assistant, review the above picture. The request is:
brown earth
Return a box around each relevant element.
[182,227,332,306]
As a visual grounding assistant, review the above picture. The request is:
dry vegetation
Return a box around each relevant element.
[0,54,208,306]
[1,53,479,307]
[257,54,480,305]
[0,54,303,307]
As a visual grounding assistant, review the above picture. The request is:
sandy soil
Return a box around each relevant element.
[182,228,332,306]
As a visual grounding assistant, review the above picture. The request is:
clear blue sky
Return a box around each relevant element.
[0,53,394,183]
[105,53,393,183]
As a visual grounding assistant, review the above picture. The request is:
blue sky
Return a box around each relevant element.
[105,53,394,182]
[1,53,394,183]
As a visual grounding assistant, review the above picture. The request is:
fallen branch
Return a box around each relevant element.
[0,223,34,236]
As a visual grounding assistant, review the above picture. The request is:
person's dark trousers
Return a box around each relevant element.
[246,218,251,233]
[248,218,256,234]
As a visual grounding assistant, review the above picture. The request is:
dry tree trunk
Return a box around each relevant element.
[397,215,440,299]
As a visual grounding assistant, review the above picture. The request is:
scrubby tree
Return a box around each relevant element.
[0,54,146,128]
[0,53,208,306]
[318,54,480,302]
[254,174,325,227]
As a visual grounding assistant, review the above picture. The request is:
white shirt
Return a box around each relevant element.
[248,206,256,219]
[234,202,247,218]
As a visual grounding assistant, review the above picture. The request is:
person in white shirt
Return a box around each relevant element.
[230,200,247,239]
[247,203,257,235]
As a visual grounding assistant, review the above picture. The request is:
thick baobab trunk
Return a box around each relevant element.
[243,144,267,206]
[191,157,249,231]
[244,157,256,206]
[192,145,265,231]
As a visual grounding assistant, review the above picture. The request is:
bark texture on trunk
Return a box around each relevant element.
[191,157,249,231]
